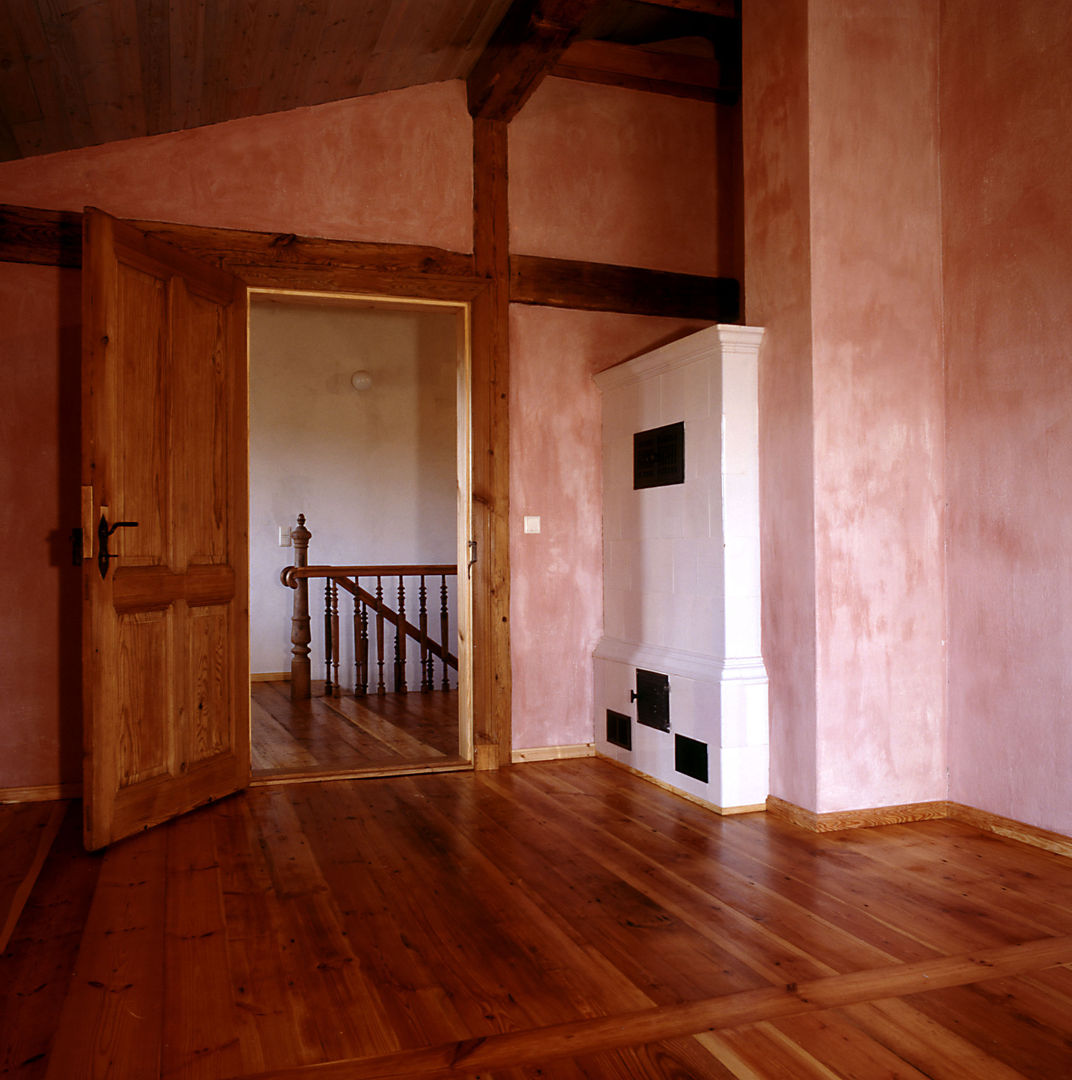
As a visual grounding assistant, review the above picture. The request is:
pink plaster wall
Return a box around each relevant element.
[744,0,947,814]
[0,82,472,252]
[742,0,818,810]
[508,307,708,750]
[0,263,83,788]
[942,3,1072,834]
[807,0,946,811]
[509,78,731,277]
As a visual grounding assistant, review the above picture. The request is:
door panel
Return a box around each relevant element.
[82,207,249,850]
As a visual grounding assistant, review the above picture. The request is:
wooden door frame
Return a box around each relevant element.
[229,259,509,770]
[245,285,478,774]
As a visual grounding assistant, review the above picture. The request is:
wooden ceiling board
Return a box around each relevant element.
[0,0,735,162]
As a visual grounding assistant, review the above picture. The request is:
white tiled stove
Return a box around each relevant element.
[593,324,768,811]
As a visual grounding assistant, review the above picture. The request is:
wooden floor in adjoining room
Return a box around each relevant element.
[251,680,462,778]
[3,757,1072,1078]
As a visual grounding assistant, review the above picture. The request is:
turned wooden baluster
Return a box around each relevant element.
[394,576,407,693]
[289,514,312,701]
[375,576,386,694]
[324,578,339,696]
[440,574,450,691]
[355,592,369,696]
[418,575,431,692]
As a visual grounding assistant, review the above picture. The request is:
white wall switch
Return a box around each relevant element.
[523,515,541,534]
[278,526,292,547]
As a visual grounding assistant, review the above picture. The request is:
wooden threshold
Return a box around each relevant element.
[251,760,472,787]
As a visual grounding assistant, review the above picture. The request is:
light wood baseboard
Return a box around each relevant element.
[512,743,595,764]
[767,795,1072,858]
[597,753,765,816]
[947,801,1072,859]
[251,671,291,683]
[0,783,82,804]
[766,795,950,833]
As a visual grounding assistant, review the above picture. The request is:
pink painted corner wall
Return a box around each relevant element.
[0,263,83,788]
[0,82,472,252]
[941,3,1072,835]
[509,78,732,277]
[508,307,709,750]
[807,0,946,811]
[742,0,818,811]
[744,0,946,813]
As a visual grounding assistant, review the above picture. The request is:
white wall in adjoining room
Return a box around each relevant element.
[249,298,460,685]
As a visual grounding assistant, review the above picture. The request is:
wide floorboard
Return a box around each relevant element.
[251,680,461,778]
[2,758,1072,1078]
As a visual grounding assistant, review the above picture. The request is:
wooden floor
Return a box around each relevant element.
[3,758,1072,1078]
[251,680,462,779]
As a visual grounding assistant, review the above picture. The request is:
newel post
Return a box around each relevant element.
[289,514,312,700]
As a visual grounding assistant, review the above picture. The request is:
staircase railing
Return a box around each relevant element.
[280,516,458,700]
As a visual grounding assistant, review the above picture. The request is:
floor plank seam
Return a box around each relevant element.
[228,934,1072,1080]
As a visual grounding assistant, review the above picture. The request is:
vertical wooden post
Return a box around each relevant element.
[472,117,512,768]
[289,514,312,701]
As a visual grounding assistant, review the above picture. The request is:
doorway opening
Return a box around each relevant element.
[246,288,473,782]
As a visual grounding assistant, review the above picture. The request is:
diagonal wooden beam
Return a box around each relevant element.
[466,0,603,121]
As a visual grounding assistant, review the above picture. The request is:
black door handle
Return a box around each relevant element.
[98,515,139,579]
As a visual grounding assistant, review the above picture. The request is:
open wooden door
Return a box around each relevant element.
[81,208,249,851]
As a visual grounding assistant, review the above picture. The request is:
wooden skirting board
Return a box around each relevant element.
[511,743,595,764]
[0,783,82,804]
[767,794,1072,858]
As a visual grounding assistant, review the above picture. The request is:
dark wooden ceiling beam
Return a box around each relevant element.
[0,203,476,279]
[553,39,738,103]
[0,204,83,267]
[510,253,739,321]
[466,0,603,121]
[637,0,736,16]
[0,203,738,321]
